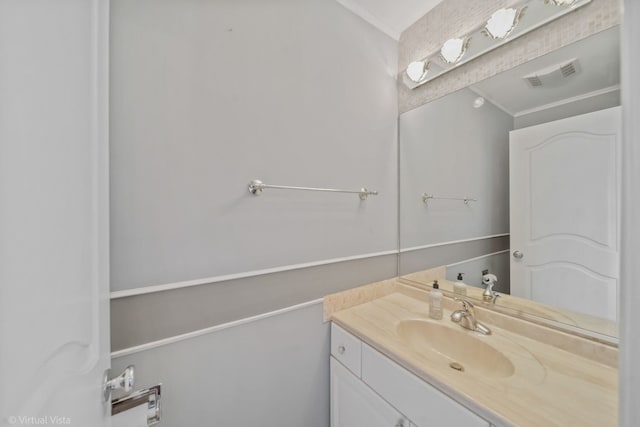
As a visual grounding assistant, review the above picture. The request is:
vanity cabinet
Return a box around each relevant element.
[330,323,490,427]
[331,357,412,427]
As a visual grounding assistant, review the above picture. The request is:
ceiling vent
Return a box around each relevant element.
[523,58,580,88]
[560,61,577,77]
[525,75,543,87]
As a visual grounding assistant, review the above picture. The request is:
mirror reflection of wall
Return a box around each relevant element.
[399,87,512,291]
[399,26,620,337]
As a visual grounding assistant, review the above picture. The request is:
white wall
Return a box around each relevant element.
[109,1,399,426]
[112,302,329,427]
[110,0,399,291]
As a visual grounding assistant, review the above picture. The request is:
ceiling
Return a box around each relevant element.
[470,27,620,117]
[334,0,444,40]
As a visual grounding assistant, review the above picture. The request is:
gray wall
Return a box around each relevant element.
[398,88,512,275]
[110,0,398,291]
[109,1,399,426]
[111,254,396,351]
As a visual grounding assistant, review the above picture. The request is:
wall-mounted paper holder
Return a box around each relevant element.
[112,384,162,426]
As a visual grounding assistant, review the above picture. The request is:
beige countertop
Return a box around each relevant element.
[328,286,618,427]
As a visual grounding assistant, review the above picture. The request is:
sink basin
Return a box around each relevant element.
[396,319,515,379]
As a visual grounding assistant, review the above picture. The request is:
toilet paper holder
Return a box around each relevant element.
[112,384,162,426]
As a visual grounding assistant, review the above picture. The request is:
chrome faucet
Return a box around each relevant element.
[482,274,500,304]
[482,284,501,304]
[450,298,491,335]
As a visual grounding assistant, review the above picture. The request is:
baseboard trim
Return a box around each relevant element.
[400,233,510,254]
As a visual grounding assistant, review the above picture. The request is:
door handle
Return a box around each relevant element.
[513,250,524,259]
[103,365,135,401]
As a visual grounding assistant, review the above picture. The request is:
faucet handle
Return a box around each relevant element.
[454,297,474,311]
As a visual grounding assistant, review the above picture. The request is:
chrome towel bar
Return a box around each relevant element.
[422,192,477,205]
[248,179,378,200]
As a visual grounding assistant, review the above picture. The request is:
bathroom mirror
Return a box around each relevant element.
[398,26,620,340]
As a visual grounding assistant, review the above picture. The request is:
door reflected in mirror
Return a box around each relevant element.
[399,26,620,339]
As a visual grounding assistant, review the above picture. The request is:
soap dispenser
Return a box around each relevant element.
[454,273,467,296]
[429,280,443,320]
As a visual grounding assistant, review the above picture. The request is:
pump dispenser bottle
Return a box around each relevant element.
[429,280,443,320]
[454,273,467,296]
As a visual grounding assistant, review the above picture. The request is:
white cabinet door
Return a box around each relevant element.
[510,106,621,321]
[331,357,409,427]
[0,1,111,426]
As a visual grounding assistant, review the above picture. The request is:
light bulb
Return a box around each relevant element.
[406,61,429,83]
[473,97,485,108]
[484,8,520,39]
[440,38,469,64]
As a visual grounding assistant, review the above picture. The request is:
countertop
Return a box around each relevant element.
[329,289,617,427]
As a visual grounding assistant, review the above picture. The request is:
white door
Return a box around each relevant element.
[510,107,621,321]
[330,357,409,427]
[0,1,111,426]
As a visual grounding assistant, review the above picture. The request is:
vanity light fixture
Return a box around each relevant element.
[401,0,591,90]
[440,37,471,64]
[483,7,526,40]
[473,97,485,108]
[406,60,429,83]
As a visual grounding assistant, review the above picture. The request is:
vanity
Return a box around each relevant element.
[330,321,489,427]
[325,279,617,427]
[326,8,622,424]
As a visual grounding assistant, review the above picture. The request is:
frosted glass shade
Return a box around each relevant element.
[406,61,429,83]
[484,8,519,39]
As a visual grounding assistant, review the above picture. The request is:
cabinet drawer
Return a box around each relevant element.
[361,343,489,427]
[331,323,362,377]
